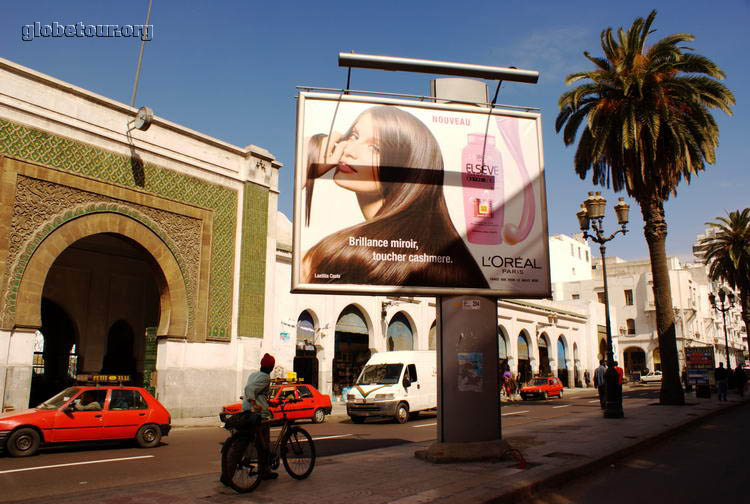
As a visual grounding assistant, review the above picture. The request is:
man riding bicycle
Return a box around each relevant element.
[242,352,278,480]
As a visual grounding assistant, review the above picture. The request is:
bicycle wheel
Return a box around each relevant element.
[281,426,315,480]
[221,434,265,493]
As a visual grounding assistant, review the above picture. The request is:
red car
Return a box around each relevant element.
[520,377,564,400]
[221,382,332,424]
[0,382,171,457]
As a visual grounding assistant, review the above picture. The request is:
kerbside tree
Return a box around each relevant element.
[555,10,735,405]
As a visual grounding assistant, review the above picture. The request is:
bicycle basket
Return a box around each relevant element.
[223,410,261,430]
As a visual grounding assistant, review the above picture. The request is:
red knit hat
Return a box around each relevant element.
[260,353,275,368]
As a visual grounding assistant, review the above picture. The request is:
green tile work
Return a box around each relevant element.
[0,118,240,341]
[237,182,268,339]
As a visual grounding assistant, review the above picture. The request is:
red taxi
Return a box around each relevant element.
[520,377,564,400]
[221,381,332,424]
[0,376,171,457]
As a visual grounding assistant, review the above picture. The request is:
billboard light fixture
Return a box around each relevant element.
[338,52,539,84]
[295,86,539,112]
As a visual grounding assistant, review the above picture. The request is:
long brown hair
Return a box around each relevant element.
[304,106,488,288]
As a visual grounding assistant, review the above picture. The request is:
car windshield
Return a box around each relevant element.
[357,364,404,385]
[37,387,80,410]
[529,378,548,386]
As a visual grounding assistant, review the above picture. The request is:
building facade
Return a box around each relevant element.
[0,59,281,417]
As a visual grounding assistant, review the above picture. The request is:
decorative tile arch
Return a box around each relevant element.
[13,212,189,338]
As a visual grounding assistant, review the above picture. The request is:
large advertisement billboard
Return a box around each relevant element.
[292,92,550,297]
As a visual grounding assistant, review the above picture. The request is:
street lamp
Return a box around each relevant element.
[709,289,735,369]
[578,192,629,418]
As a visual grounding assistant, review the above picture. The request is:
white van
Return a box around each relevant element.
[346,351,437,424]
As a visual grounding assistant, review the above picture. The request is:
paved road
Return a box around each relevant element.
[0,385,659,501]
[528,399,750,504]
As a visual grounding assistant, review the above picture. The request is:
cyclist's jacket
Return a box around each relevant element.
[242,370,272,419]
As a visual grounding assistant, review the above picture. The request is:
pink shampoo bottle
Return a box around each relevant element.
[461,133,503,244]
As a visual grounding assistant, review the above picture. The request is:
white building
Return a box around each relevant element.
[554,249,746,374]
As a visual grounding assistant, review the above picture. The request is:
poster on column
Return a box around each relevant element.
[292,92,551,297]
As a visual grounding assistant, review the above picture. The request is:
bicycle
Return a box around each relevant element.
[220,397,316,493]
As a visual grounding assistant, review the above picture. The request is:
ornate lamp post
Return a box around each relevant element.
[577,192,630,418]
[709,289,735,369]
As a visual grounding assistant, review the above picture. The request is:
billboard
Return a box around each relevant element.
[292,92,550,297]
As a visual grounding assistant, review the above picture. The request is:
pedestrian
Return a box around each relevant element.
[734,366,747,397]
[715,362,728,402]
[584,369,591,388]
[614,361,624,385]
[502,367,512,400]
[594,359,607,409]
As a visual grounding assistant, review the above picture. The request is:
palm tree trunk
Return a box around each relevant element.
[641,197,685,405]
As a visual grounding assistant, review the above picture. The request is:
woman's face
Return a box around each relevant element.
[332,113,382,195]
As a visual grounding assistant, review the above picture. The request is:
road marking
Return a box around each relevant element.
[413,422,437,428]
[553,404,571,409]
[0,455,155,474]
[311,434,353,441]
[588,400,600,403]
[502,410,529,416]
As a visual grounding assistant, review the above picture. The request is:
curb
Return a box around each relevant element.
[489,399,748,504]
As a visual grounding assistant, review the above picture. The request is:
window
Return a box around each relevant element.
[407,364,418,382]
[625,290,634,305]
[626,319,636,335]
[572,294,580,300]
[578,248,581,259]
[109,389,147,410]
[586,251,589,262]
[572,267,576,276]
[597,292,605,303]
[297,386,313,399]
[570,244,574,256]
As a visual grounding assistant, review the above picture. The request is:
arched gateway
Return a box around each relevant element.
[9,212,190,405]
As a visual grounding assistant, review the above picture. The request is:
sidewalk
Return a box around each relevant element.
[20,388,749,504]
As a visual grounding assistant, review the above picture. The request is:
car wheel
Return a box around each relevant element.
[521,394,527,401]
[7,428,41,457]
[350,415,365,424]
[558,389,564,399]
[136,424,162,448]
[395,402,409,424]
[312,408,326,424]
[543,391,548,400]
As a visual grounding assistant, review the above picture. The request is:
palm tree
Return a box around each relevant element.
[698,209,750,355]
[555,10,735,405]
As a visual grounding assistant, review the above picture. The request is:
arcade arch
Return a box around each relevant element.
[624,346,647,375]
[387,311,414,351]
[294,310,319,388]
[538,333,551,376]
[517,331,532,384]
[333,304,371,398]
[557,335,568,386]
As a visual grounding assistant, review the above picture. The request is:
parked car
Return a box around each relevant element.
[221,381,332,424]
[520,377,564,400]
[640,371,663,383]
[0,378,171,457]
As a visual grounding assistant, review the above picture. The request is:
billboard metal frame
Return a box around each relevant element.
[291,91,551,298]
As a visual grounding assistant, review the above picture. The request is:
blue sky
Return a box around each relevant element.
[3,1,748,261]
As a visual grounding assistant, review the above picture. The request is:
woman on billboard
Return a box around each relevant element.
[301,105,488,289]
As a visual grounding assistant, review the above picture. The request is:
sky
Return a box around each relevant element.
[3,1,748,262]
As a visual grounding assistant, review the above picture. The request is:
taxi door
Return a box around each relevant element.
[50,389,107,442]
[102,389,150,439]
[296,385,317,419]
[276,386,302,420]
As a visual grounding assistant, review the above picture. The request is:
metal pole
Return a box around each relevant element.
[131,0,153,108]
[599,239,624,418]
[722,304,731,370]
